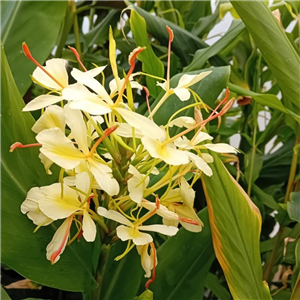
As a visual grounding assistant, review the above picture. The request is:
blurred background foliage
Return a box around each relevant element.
[1,1,300,300]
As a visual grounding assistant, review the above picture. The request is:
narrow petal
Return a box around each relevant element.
[71,68,113,105]
[186,71,212,87]
[115,123,143,138]
[192,132,213,146]
[116,225,153,245]
[175,205,203,233]
[64,104,89,154]
[36,128,85,170]
[75,172,91,200]
[82,210,96,242]
[46,216,73,264]
[186,152,213,177]
[23,95,63,112]
[33,58,68,90]
[173,136,193,149]
[32,105,65,133]
[139,224,179,236]
[173,87,190,101]
[115,108,166,140]
[180,177,195,208]
[85,65,106,78]
[156,81,167,91]
[204,143,237,153]
[97,207,132,226]
[169,117,196,128]
[137,244,153,278]
[88,159,120,196]
[38,153,53,175]
[142,200,178,221]
[202,153,214,163]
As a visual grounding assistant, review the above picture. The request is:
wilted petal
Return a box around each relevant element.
[173,136,192,149]
[175,205,203,233]
[36,128,85,170]
[97,207,132,227]
[204,143,237,153]
[137,244,153,278]
[46,216,73,264]
[142,200,178,221]
[23,95,64,112]
[180,177,195,208]
[33,59,68,90]
[82,210,96,242]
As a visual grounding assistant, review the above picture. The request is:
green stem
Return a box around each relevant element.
[148,91,172,118]
[73,5,83,71]
[247,124,257,195]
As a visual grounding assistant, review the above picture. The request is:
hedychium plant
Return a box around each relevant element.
[10,26,238,291]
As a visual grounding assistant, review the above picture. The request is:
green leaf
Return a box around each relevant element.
[184,20,246,72]
[205,273,231,300]
[231,1,300,113]
[1,287,11,300]
[129,5,219,66]
[130,9,165,97]
[142,208,214,300]
[1,0,68,96]
[202,153,272,300]
[291,239,300,299]
[252,185,280,211]
[287,191,300,222]
[244,151,264,187]
[84,10,120,48]
[100,242,143,300]
[133,289,153,300]
[1,46,100,293]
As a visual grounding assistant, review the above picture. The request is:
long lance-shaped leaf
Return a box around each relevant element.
[1,46,100,293]
[231,1,300,114]
[201,152,272,300]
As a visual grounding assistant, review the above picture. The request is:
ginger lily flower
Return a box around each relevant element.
[22,43,105,111]
[36,104,119,196]
[97,207,178,245]
[161,178,203,233]
[157,71,212,101]
[137,243,157,278]
[38,172,96,242]
[21,187,53,226]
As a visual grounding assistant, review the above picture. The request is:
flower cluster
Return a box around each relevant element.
[11,27,237,288]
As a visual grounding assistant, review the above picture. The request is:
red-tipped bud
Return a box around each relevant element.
[22,42,33,60]
[10,142,41,152]
[68,46,87,72]
[128,46,146,66]
[103,125,118,137]
[166,26,174,42]
[155,195,160,209]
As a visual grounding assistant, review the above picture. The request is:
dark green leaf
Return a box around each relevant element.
[205,273,231,300]
[1,0,68,96]
[287,191,300,222]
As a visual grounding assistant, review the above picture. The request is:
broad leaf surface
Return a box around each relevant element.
[202,152,272,300]
[1,0,67,96]
[1,47,100,293]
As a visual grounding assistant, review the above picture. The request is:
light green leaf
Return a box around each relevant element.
[252,185,280,210]
[133,289,153,300]
[287,191,300,222]
[202,152,272,300]
[130,9,165,97]
[1,287,11,300]
[231,1,300,113]
[219,3,240,19]
[1,46,100,293]
[1,0,68,96]
[244,151,264,187]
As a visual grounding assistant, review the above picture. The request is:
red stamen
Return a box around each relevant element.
[145,242,156,289]
[210,88,230,118]
[22,42,65,89]
[166,26,174,90]
[88,125,118,156]
[50,215,74,264]
[143,86,152,116]
[68,46,87,72]
[179,217,199,225]
[155,195,160,210]
[10,142,41,152]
